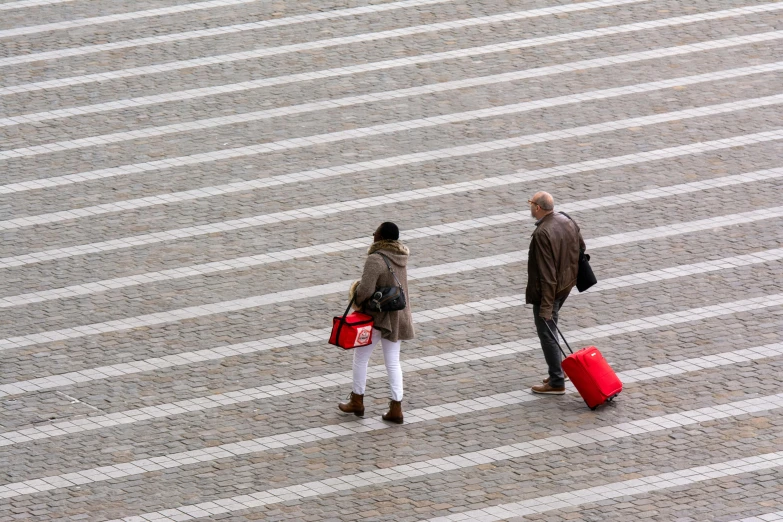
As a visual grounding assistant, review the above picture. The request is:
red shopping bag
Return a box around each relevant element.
[329,299,374,349]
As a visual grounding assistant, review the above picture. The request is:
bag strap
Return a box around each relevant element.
[335,296,355,342]
[341,297,355,319]
[558,211,585,254]
[544,319,574,358]
[376,253,403,289]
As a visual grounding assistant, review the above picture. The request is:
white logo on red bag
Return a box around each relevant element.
[355,326,372,346]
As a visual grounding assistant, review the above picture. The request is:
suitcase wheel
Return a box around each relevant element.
[589,406,597,411]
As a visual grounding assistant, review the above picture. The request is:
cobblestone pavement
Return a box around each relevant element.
[0,0,781,520]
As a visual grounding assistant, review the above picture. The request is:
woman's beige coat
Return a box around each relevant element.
[348,240,415,342]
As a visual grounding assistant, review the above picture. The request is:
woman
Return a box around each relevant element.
[338,222,415,423]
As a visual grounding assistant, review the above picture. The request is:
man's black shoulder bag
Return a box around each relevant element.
[364,253,407,312]
[559,211,597,292]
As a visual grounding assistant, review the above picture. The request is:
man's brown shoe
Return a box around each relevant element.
[543,376,569,384]
[531,383,566,395]
[338,392,364,417]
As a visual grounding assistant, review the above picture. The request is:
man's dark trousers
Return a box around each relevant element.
[533,297,565,388]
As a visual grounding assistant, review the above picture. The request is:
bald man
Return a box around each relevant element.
[526,191,586,394]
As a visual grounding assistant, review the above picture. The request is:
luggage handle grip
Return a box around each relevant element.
[544,319,573,358]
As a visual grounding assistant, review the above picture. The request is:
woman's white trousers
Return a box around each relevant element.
[351,328,403,401]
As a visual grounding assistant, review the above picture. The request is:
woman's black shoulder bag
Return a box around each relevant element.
[364,253,407,312]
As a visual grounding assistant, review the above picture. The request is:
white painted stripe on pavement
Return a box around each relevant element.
[618,344,783,385]
[5,66,781,228]
[0,231,779,413]
[2,96,779,269]
[5,70,781,200]
[3,357,780,499]
[732,512,783,522]
[1,2,777,96]
[425,453,783,522]
[0,207,783,397]
[4,164,782,308]
[1,207,781,395]
[1,207,781,353]
[5,60,780,165]
[1,391,542,497]
[0,0,73,10]
[0,0,649,92]
[0,0,262,38]
[1,292,781,447]
[0,0,454,67]
[581,249,783,293]
[4,30,779,128]
[107,421,783,521]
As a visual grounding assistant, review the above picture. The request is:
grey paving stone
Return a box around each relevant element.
[0,0,780,519]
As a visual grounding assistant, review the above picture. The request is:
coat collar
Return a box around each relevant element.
[534,211,555,227]
[368,239,410,256]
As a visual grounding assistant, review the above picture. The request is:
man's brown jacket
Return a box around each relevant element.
[526,212,586,319]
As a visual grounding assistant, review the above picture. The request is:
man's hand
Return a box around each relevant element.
[544,318,556,332]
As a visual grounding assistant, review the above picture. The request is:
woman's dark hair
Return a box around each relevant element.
[377,222,400,240]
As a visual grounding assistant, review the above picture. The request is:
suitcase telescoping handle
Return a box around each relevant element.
[544,319,573,358]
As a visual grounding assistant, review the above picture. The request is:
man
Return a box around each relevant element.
[526,191,586,394]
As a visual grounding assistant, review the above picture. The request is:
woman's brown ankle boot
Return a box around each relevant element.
[382,400,403,424]
[338,392,364,417]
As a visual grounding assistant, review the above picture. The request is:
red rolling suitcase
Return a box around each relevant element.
[546,320,622,410]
